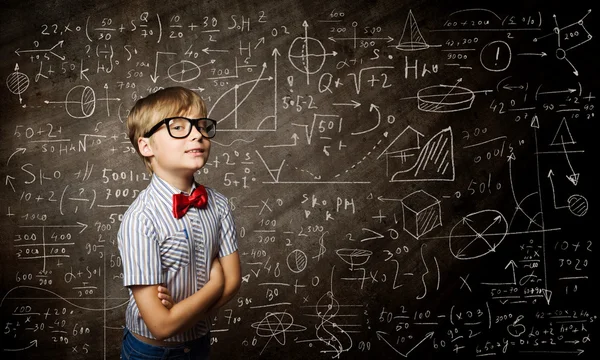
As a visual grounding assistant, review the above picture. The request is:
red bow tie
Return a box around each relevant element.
[172,185,208,219]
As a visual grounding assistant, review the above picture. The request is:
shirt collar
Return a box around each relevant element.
[149,174,198,202]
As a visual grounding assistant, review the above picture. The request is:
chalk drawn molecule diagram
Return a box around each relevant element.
[534,9,593,76]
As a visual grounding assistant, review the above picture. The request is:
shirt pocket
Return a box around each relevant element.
[159,231,191,272]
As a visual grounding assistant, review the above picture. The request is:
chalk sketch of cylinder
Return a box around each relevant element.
[417,83,475,113]
[401,190,442,239]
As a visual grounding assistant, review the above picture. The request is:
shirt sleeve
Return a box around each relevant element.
[118,210,164,287]
[218,200,238,257]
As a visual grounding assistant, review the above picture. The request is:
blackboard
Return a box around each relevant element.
[1,0,596,358]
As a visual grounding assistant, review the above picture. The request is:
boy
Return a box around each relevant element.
[117,86,241,359]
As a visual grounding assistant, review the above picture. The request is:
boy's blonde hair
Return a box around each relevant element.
[127,87,207,173]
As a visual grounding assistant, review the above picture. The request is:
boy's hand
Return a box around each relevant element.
[157,285,174,309]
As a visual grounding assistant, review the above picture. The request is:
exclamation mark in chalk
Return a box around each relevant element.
[495,46,500,66]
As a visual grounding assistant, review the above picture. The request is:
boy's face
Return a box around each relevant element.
[140,108,211,182]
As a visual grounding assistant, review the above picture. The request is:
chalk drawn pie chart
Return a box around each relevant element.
[417,84,475,113]
[286,249,308,273]
[449,210,508,260]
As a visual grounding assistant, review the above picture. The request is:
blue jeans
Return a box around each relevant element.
[121,327,210,360]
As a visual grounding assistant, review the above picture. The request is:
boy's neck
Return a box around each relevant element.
[154,171,195,194]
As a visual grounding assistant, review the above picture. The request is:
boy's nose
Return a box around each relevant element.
[189,124,204,140]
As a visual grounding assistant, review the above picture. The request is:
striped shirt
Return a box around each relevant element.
[117,174,238,342]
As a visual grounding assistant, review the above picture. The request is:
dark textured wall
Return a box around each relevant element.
[0,0,596,358]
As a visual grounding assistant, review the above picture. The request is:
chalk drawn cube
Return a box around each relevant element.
[401,190,442,239]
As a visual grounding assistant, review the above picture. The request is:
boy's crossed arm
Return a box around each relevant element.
[206,251,241,315]
[132,251,241,341]
[157,251,241,314]
[131,258,225,341]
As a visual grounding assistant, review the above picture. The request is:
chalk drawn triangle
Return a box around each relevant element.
[550,118,576,146]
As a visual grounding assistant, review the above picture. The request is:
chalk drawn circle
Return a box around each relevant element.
[288,37,327,75]
[480,40,511,72]
[65,85,96,118]
[567,195,588,217]
[168,60,202,83]
[556,48,566,60]
[449,210,508,260]
[286,249,308,273]
[6,71,29,95]
[336,249,372,268]
[417,85,475,113]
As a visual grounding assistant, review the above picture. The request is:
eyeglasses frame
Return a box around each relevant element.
[144,117,217,139]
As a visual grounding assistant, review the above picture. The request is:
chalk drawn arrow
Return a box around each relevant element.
[351,104,380,136]
[560,136,579,186]
[3,340,38,351]
[481,260,518,285]
[5,175,16,192]
[502,84,525,91]
[15,41,65,60]
[19,222,88,234]
[150,51,177,83]
[328,36,394,43]
[538,88,576,95]
[202,47,229,54]
[542,288,553,305]
[516,52,547,57]
[7,148,26,165]
[332,100,361,108]
[520,349,583,356]
[547,170,569,210]
[455,215,501,258]
[263,133,299,148]
[377,196,404,202]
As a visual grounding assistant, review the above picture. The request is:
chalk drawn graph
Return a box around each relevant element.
[379,126,455,182]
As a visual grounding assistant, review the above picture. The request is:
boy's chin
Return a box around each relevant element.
[191,164,207,173]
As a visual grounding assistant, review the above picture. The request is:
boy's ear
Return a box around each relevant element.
[137,137,154,158]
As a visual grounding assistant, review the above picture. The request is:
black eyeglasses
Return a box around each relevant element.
[144,117,217,139]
